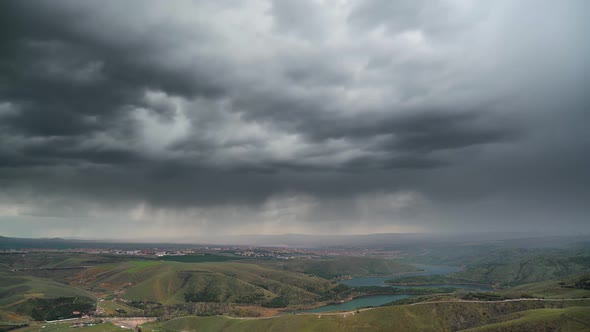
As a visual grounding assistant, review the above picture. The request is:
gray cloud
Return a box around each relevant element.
[0,0,588,239]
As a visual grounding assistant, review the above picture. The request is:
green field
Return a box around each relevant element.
[159,254,246,263]
[126,261,162,273]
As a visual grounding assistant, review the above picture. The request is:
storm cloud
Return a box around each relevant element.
[0,0,588,239]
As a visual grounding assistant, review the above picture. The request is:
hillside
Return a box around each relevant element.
[463,307,590,331]
[72,261,336,307]
[268,257,418,279]
[1,254,425,321]
[2,247,589,328]
[143,301,590,332]
[453,254,590,286]
[0,271,96,321]
[497,274,590,299]
[389,252,590,287]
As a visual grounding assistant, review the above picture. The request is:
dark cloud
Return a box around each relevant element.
[0,0,588,238]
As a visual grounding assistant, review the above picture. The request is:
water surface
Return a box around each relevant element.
[340,264,463,287]
[293,294,411,313]
[296,264,490,313]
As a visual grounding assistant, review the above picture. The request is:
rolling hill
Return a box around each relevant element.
[0,271,96,321]
[143,300,590,332]
[390,252,590,287]
[73,261,336,306]
[268,256,418,279]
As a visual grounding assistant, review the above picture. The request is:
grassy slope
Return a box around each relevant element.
[391,253,590,287]
[270,257,418,279]
[145,301,590,332]
[74,261,335,306]
[453,254,590,286]
[1,258,339,321]
[497,273,590,299]
[125,262,333,305]
[0,253,131,270]
[462,307,590,332]
[0,271,95,321]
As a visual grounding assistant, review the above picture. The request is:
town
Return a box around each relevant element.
[0,245,403,260]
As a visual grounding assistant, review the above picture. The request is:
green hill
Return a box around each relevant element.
[497,274,590,299]
[269,257,418,279]
[144,301,590,332]
[463,307,590,331]
[0,271,96,321]
[390,253,590,287]
[453,254,590,286]
[75,261,336,307]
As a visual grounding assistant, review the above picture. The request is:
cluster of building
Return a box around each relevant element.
[1,244,403,260]
[229,246,402,259]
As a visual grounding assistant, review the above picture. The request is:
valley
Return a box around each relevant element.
[1,235,589,331]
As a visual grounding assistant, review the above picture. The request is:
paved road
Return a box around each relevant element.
[409,298,590,305]
[231,298,590,320]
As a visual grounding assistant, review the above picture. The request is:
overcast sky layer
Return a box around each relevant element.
[0,0,588,240]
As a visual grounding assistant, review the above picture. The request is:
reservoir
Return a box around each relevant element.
[340,264,462,287]
[295,264,491,313]
[293,294,411,313]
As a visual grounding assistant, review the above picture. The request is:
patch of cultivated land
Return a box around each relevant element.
[159,254,246,263]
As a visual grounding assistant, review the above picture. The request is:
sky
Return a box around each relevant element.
[0,0,588,240]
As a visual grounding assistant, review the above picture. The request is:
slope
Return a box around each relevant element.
[73,261,336,306]
[144,300,590,332]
